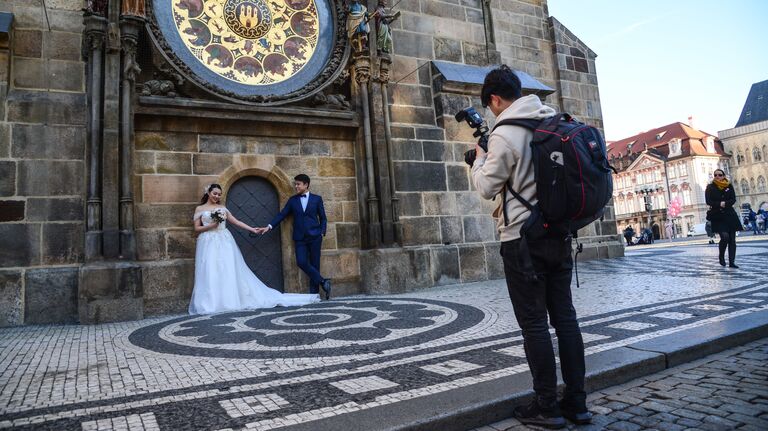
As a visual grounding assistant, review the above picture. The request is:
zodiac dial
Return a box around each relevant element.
[172,0,319,85]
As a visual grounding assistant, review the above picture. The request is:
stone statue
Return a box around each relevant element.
[347,0,369,54]
[374,0,399,55]
[85,0,108,16]
[122,0,146,17]
[311,92,351,110]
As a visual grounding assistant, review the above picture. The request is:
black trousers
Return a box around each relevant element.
[718,230,737,264]
[500,237,586,404]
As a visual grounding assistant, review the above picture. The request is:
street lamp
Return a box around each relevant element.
[636,187,658,231]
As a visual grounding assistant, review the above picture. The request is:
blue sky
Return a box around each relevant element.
[546,0,768,141]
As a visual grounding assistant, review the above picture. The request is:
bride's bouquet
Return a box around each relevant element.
[210,209,227,224]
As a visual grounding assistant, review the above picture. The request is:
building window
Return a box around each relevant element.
[741,179,750,195]
[679,163,687,176]
[706,137,715,153]
[750,178,756,192]
[668,139,681,156]
[655,169,661,181]
[682,189,691,206]
[669,165,677,178]
[758,176,767,193]
[737,152,744,165]
[754,147,763,162]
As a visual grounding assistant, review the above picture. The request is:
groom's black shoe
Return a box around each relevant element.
[321,279,332,300]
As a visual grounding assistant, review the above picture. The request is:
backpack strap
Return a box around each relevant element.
[492,118,539,133]
[491,118,539,226]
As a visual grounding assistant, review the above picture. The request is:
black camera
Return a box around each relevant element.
[455,107,490,167]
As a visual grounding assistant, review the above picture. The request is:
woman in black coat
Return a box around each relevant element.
[705,169,742,268]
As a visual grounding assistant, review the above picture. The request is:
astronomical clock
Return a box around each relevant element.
[147,0,348,104]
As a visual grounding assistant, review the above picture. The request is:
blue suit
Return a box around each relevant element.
[269,193,327,293]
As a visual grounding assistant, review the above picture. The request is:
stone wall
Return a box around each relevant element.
[133,107,363,315]
[0,0,86,326]
[375,0,620,286]
[0,0,621,326]
[548,16,603,132]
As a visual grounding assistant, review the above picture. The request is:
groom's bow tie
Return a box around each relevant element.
[298,193,308,198]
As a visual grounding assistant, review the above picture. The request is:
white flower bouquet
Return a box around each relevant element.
[210,209,227,224]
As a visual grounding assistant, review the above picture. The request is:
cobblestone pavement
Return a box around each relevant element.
[1,240,767,430]
[477,338,768,431]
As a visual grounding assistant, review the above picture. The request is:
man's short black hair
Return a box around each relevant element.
[481,65,522,108]
[294,174,311,185]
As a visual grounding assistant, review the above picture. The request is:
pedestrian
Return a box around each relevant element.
[705,220,716,244]
[748,208,758,235]
[757,208,767,234]
[623,225,635,246]
[664,219,674,240]
[470,65,591,429]
[705,169,742,268]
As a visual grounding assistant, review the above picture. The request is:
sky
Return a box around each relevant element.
[546,0,768,141]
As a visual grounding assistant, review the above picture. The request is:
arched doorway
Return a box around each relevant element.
[226,176,284,292]
[652,223,660,240]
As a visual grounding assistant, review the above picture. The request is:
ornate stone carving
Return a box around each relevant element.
[123,43,142,83]
[376,55,391,83]
[354,56,371,85]
[141,80,177,97]
[310,92,351,110]
[140,59,185,97]
[83,14,108,58]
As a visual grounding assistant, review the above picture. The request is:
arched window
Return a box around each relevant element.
[737,152,744,165]
[741,179,750,195]
[758,176,766,193]
[753,147,763,162]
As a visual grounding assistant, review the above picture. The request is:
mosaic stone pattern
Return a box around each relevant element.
[0,242,766,430]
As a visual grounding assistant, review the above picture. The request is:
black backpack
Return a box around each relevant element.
[493,113,615,285]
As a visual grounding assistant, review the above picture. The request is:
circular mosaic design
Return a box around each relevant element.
[129,298,486,359]
[170,0,319,86]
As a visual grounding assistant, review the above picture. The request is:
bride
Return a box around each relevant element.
[189,184,321,315]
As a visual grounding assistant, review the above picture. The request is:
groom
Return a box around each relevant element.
[259,174,331,299]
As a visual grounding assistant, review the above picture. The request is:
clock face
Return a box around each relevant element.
[152,0,336,100]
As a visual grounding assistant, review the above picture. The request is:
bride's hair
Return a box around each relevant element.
[200,184,222,204]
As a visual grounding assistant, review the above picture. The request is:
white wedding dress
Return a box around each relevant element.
[189,208,320,315]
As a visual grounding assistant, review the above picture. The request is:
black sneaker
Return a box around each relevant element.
[560,399,593,425]
[512,400,566,429]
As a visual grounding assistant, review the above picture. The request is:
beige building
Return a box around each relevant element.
[718,79,768,215]
[609,123,729,238]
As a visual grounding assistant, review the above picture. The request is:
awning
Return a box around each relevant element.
[432,60,555,97]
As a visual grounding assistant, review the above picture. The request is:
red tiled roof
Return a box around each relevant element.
[607,122,727,159]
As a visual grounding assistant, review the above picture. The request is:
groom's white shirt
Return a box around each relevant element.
[300,192,310,212]
[267,192,310,230]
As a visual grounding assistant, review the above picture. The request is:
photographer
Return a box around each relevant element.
[470,65,591,429]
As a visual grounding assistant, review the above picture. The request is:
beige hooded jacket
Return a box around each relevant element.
[470,95,557,242]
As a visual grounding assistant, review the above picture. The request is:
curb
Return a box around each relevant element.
[281,311,768,431]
